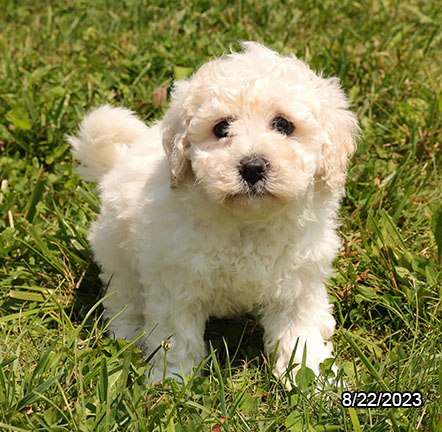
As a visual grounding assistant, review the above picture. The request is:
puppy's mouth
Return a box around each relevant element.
[238,180,270,197]
[225,179,280,207]
[224,188,282,213]
[222,155,279,205]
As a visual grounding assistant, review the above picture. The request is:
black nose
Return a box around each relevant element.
[239,156,269,186]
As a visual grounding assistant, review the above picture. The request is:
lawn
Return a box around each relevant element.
[0,0,441,430]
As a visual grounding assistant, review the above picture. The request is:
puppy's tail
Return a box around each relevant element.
[68,105,149,183]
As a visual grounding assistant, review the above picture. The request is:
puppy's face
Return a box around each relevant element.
[162,42,359,213]
[184,89,320,210]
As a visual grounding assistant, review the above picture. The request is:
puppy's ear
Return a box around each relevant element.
[318,78,360,192]
[162,81,192,188]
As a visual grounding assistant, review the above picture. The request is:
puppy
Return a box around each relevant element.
[70,42,359,384]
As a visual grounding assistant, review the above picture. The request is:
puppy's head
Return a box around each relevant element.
[162,42,359,212]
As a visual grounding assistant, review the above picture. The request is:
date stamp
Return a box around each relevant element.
[342,391,423,408]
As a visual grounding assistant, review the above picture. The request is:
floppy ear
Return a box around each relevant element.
[161,80,192,188]
[318,78,360,192]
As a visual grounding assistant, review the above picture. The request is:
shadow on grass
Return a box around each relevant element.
[70,260,104,328]
[205,314,265,370]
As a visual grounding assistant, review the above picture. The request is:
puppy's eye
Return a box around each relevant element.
[213,120,231,139]
[271,116,295,136]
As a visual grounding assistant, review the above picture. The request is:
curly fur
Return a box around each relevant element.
[69,42,359,384]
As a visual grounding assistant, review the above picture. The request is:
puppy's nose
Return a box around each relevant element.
[239,156,269,186]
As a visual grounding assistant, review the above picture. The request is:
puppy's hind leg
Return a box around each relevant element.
[101,272,146,343]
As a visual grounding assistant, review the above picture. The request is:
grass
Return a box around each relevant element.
[0,0,441,430]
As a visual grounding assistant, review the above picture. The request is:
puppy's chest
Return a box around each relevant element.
[191,226,289,284]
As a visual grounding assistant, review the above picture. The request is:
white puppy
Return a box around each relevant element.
[70,42,359,384]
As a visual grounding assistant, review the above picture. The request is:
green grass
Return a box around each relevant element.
[1,0,441,430]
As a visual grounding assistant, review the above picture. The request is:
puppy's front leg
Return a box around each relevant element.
[143,303,208,383]
[260,288,335,384]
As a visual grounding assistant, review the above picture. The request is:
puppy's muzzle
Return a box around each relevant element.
[239,156,269,187]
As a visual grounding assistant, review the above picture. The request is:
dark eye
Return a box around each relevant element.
[213,120,231,139]
[272,116,295,136]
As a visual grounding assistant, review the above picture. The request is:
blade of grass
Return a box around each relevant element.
[24,169,46,223]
